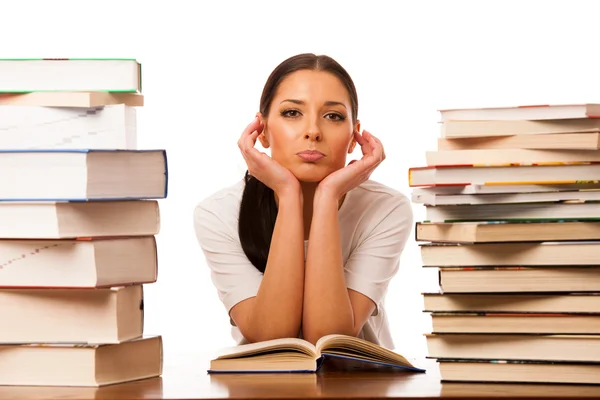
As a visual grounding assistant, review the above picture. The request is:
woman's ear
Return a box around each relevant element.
[347,120,360,153]
[256,112,270,148]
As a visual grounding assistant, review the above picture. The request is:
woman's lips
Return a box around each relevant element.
[297,150,325,162]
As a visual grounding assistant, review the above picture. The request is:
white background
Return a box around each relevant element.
[2,0,600,365]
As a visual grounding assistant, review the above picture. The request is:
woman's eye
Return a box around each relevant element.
[281,109,301,118]
[325,113,345,121]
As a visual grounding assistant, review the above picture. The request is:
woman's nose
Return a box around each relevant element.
[304,131,321,141]
[304,119,321,141]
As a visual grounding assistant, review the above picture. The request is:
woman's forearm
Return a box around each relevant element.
[243,190,305,342]
[302,191,355,344]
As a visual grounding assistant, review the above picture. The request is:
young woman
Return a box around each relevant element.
[194,53,413,349]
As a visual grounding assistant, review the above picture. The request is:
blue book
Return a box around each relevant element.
[0,149,167,201]
[208,334,425,374]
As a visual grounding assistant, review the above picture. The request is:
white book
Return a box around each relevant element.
[439,104,600,121]
[440,118,600,138]
[0,237,156,288]
[0,104,136,149]
[409,163,600,187]
[0,92,144,108]
[412,189,600,206]
[0,286,143,343]
[411,183,600,195]
[0,336,162,387]
[0,200,159,239]
[425,201,600,222]
[0,59,141,92]
[426,149,600,167]
[0,149,167,200]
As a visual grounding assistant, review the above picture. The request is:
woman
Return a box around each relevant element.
[194,53,413,349]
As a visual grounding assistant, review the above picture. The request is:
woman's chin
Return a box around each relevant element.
[291,169,329,183]
[288,162,343,184]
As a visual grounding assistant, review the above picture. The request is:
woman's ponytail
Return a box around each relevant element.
[238,171,278,273]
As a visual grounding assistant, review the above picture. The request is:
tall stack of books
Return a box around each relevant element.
[0,58,165,386]
[409,103,600,385]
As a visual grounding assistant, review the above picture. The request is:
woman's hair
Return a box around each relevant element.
[238,53,359,273]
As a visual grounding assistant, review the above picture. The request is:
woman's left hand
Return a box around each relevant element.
[317,129,386,201]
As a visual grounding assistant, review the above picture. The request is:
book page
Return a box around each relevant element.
[317,334,415,367]
[215,337,317,360]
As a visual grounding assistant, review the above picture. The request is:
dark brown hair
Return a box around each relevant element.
[239,53,359,273]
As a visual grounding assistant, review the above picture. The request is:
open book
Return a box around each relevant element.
[208,334,425,373]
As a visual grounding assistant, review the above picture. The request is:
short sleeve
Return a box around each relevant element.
[343,195,413,315]
[193,202,263,315]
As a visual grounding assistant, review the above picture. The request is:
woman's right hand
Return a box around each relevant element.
[238,116,301,197]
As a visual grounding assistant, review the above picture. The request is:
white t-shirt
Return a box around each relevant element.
[193,178,413,350]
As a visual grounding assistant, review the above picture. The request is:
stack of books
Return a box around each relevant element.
[0,58,165,387]
[409,103,600,385]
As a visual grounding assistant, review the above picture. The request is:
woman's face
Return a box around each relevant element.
[259,70,358,183]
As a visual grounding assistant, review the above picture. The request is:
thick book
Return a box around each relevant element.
[413,189,600,206]
[440,118,600,138]
[424,201,600,222]
[431,312,600,334]
[415,221,600,243]
[426,333,600,362]
[438,359,600,385]
[0,92,143,107]
[439,103,600,121]
[420,241,600,266]
[208,334,425,373]
[0,104,137,150]
[426,148,600,166]
[0,58,141,92]
[423,292,600,313]
[0,149,167,200]
[408,163,600,187]
[438,132,600,150]
[0,237,157,288]
[0,285,142,343]
[0,200,159,239]
[0,336,162,387]
[411,182,600,195]
[437,266,600,293]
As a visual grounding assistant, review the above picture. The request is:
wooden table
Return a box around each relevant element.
[1,354,600,399]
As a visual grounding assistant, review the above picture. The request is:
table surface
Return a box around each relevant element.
[1,354,600,399]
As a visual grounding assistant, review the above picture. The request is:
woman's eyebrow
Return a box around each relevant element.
[280,99,347,109]
[280,99,305,105]
[324,101,347,109]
